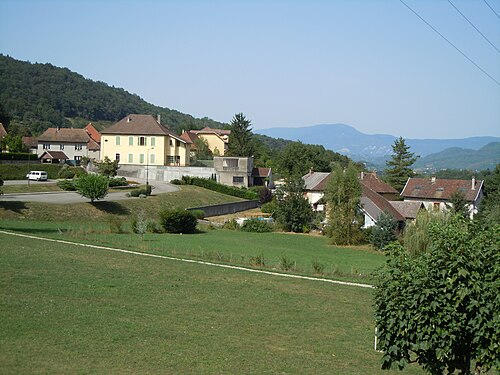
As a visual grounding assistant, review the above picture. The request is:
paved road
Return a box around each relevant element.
[0,177,179,204]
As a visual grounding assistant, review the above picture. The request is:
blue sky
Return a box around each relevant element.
[1,0,499,139]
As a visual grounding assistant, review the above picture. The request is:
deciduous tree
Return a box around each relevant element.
[96,156,119,178]
[370,211,398,250]
[75,173,109,202]
[274,178,314,233]
[374,218,499,374]
[325,163,363,245]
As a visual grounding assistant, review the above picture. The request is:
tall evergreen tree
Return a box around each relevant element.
[226,113,254,157]
[325,163,363,245]
[385,137,418,192]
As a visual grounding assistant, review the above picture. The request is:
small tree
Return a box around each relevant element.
[132,209,148,240]
[370,211,398,250]
[448,190,470,219]
[194,137,213,160]
[374,218,499,374]
[226,113,254,157]
[75,173,109,202]
[96,156,119,178]
[385,137,418,192]
[325,163,363,245]
[274,178,314,233]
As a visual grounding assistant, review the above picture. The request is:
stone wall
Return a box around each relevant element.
[187,200,259,217]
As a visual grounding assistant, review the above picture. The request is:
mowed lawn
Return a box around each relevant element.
[0,233,423,374]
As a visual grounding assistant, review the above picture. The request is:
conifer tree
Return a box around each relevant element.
[226,113,254,157]
[385,137,418,192]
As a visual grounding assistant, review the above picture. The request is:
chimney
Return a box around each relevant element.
[360,171,364,180]
[56,125,60,132]
[127,117,132,123]
[157,114,161,124]
[309,168,313,175]
[471,176,475,190]
[431,176,436,184]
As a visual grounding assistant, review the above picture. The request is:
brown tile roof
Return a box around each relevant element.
[401,177,483,202]
[0,123,7,138]
[102,114,185,142]
[88,138,100,151]
[179,130,197,145]
[84,123,101,143]
[361,185,406,222]
[40,151,69,160]
[193,127,231,136]
[38,128,90,143]
[22,136,38,148]
[252,167,271,178]
[360,172,398,194]
[389,201,424,219]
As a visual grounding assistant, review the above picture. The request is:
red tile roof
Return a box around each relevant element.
[84,123,101,143]
[401,177,483,202]
[22,136,38,148]
[360,172,397,194]
[193,127,231,136]
[179,130,197,145]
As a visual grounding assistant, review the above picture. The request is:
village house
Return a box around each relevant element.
[37,123,100,164]
[100,114,190,166]
[401,177,484,219]
[189,127,230,156]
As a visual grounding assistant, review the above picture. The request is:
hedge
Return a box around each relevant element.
[0,164,62,180]
[181,176,258,200]
[0,152,34,161]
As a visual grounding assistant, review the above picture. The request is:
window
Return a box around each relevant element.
[169,139,173,146]
[139,154,145,164]
[150,137,155,147]
[433,202,440,211]
[115,153,120,161]
[150,153,155,164]
[176,140,180,147]
[129,136,133,146]
[233,176,244,184]
[128,154,133,163]
[167,155,175,164]
[75,144,82,151]
[43,144,50,150]
[116,136,121,145]
[59,144,64,150]
[223,158,239,170]
[75,156,82,161]
[139,137,146,146]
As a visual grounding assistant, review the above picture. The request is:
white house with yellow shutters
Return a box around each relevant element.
[100,114,191,166]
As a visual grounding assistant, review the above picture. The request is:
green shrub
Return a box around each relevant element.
[128,185,151,197]
[222,219,240,230]
[0,164,61,180]
[241,219,273,233]
[57,179,76,191]
[311,258,325,274]
[0,152,33,161]
[58,165,75,179]
[159,209,197,234]
[129,189,141,197]
[260,200,278,214]
[170,179,184,185]
[280,256,295,271]
[108,177,128,187]
[190,210,205,220]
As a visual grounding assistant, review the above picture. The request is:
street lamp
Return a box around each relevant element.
[146,147,154,193]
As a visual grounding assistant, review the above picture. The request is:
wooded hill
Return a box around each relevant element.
[0,54,224,136]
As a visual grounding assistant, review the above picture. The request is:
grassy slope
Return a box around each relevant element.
[0,233,422,374]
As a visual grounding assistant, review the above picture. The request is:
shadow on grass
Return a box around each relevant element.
[90,201,130,215]
[0,201,28,214]
[0,227,64,235]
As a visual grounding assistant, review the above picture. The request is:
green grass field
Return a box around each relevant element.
[0,232,423,374]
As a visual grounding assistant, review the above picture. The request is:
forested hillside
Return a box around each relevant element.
[0,55,224,136]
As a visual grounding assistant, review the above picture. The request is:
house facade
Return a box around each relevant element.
[214,156,253,187]
[401,177,484,219]
[100,114,190,166]
[191,127,230,156]
[37,126,100,163]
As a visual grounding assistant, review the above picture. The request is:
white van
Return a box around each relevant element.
[26,171,48,181]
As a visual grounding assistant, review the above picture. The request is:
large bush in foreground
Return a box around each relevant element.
[374,218,499,374]
[75,173,109,202]
[159,209,197,234]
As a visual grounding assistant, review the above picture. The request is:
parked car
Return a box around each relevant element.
[26,171,48,181]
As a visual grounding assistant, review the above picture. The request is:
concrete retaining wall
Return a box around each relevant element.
[187,200,259,217]
[118,165,216,182]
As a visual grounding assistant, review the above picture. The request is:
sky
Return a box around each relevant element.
[0,0,499,139]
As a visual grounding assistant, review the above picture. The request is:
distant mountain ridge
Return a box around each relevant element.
[256,124,499,169]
